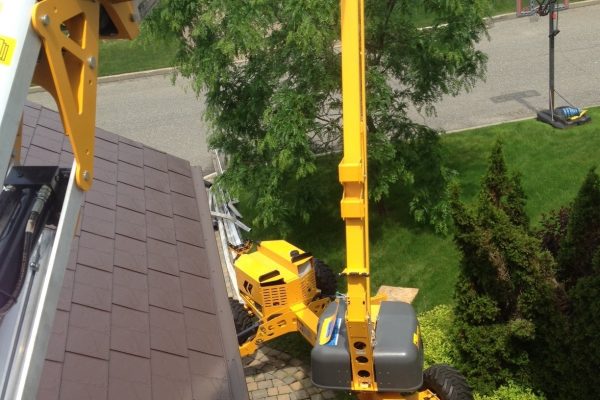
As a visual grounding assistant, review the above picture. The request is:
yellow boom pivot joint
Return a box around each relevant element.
[30,0,141,191]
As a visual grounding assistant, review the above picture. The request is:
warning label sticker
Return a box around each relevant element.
[0,35,16,66]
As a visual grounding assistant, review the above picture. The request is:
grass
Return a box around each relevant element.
[97,35,177,77]
[484,0,581,16]
[444,110,600,225]
[251,108,599,398]
[244,106,600,315]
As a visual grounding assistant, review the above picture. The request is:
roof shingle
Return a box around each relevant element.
[22,103,246,399]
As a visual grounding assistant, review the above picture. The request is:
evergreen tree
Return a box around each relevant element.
[451,143,565,394]
[545,168,600,398]
[537,206,570,259]
[505,172,529,229]
[568,270,600,397]
[557,168,600,287]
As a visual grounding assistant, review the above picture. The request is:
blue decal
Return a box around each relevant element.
[326,317,343,347]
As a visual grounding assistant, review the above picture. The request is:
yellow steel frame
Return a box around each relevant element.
[30,0,139,191]
[339,0,377,391]
[358,390,439,400]
[338,2,441,399]
[238,296,330,357]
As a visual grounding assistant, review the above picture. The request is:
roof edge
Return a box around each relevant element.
[190,166,249,400]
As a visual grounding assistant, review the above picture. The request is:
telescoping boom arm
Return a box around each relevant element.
[337,0,376,390]
[311,1,429,398]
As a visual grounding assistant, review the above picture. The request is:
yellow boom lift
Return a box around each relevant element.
[0,2,156,398]
[232,0,472,400]
[228,1,473,399]
[0,0,472,399]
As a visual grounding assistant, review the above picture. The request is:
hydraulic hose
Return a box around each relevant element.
[0,184,53,318]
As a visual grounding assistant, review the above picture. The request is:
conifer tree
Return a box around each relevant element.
[451,142,564,394]
[548,168,600,397]
[568,268,600,397]
[557,168,600,287]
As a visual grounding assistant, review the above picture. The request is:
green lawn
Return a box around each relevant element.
[259,108,600,385]
[486,0,581,16]
[98,36,177,77]
[246,107,600,318]
[445,111,600,224]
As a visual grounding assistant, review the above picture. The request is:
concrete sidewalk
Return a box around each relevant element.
[28,73,214,173]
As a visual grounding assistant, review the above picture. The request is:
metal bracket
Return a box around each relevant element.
[98,0,141,40]
[31,0,101,191]
[30,0,140,191]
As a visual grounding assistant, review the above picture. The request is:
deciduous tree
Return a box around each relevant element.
[146,0,490,232]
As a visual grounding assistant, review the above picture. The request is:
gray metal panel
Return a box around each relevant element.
[311,300,352,390]
[373,301,423,392]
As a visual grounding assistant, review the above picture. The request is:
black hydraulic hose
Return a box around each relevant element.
[0,185,52,318]
[0,188,34,317]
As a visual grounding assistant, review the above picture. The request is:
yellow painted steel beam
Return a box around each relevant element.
[293,303,320,345]
[99,0,141,40]
[30,0,140,191]
[339,0,376,391]
[357,390,440,400]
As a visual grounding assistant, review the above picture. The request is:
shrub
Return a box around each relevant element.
[418,304,546,400]
[419,305,455,368]
[538,169,600,398]
[562,272,600,397]
[474,382,546,400]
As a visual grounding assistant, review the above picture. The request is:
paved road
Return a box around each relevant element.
[29,2,600,171]
[29,74,213,171]
[415,2,600,131]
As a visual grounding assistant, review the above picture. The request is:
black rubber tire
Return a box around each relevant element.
[228,298,257,345]
[314,259,337,298]
[422,365,473,400]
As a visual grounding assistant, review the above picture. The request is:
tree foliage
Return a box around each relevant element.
[537,168,600,398]
[536,206,570,259]
[419,304,455,368]
[145,0,490,232]
[557,168,600,287]
[567,272,600,397]
[450,142,565,394]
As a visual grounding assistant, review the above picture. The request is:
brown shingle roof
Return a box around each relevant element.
[20,102,247,400]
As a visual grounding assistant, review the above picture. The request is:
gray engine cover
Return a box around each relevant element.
[373,301,423,392]
[311,300,423,392]
[311,301,352,390]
